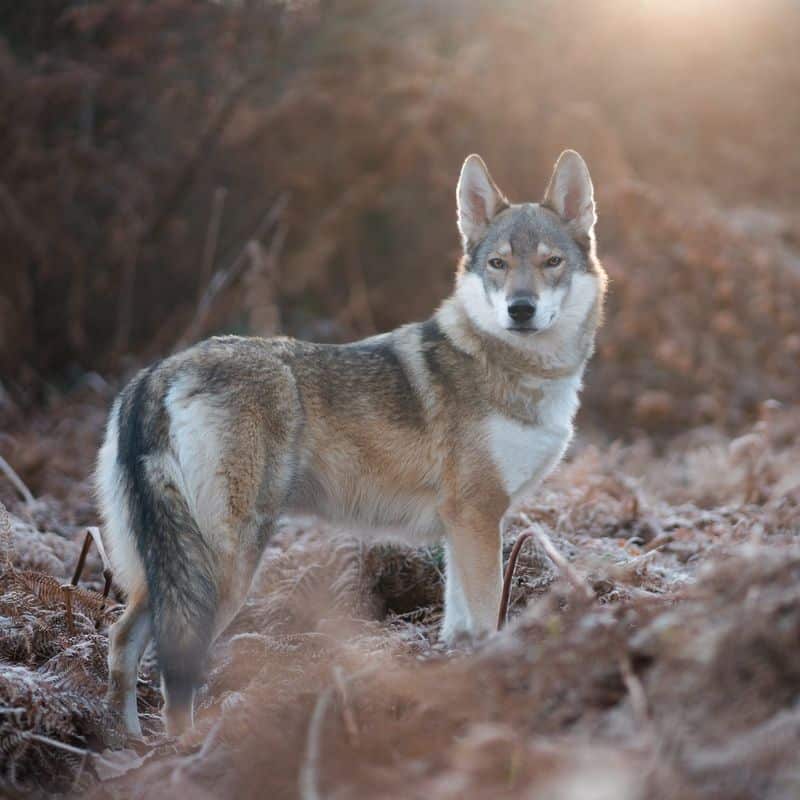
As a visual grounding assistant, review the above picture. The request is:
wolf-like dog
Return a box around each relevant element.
[96,150,607,736]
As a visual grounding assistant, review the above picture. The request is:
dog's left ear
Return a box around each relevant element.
[457,154,508,249]
[543,150,596,242]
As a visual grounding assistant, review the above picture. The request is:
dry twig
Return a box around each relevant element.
[0,501,12,569]
[498,530,535,631]
[176,193,288,349]
[0,456,35,506]
[300,664,378,800]
[299,684,334,800]
[520,516,593,600]
[499,518,593,630]
[146,69,271,243]
[333,665,360,747]
[619,656,650,727]
[199,187,229,299]
[244,221,288,336]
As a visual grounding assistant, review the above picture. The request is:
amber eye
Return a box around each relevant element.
[545,255,563,267]
[488,257,507,270]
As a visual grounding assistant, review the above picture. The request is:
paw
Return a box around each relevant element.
[439,610,471,646]
[105,690,143,739]
[440,618,491,648]
[440,615,495,649]
[440,622,468,644]
[163,702,193,737]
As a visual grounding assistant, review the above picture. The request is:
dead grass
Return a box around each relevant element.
[0,400,797,798]
[1,1,799,796]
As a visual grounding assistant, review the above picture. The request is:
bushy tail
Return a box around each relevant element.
[116,367,217,729]
[142,485,217,705]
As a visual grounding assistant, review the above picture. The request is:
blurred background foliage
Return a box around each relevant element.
[1,0,799,435]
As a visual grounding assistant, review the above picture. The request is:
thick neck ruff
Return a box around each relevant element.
[436,293,601,383]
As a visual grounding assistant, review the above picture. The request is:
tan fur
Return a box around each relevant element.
[98,149,607,735]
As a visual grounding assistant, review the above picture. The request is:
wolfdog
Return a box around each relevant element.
[96,150,607,736]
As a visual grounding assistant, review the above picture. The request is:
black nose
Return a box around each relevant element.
[507,298,536,323]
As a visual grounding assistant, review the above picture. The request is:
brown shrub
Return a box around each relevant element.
[1,0,800,435]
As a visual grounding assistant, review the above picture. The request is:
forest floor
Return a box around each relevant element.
[0,388,799,799]
[2,2,800,797]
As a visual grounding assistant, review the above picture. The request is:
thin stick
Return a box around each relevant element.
[244,221,287,336]
[62,584,75,634]
[497,530,535,631]
[299,685,335,800]
[71,530,93,586]
[71,528,115,591]
[620,656,650,727]
[25,732,92,758]
[102,569,113,600]
[97,568,114,630]
[69,527,116,628]
[86,526,112,573]
[0,500,12,569]
[333,665,360,747]
[623,545,665,568]
[536,530,592,599]
[24,732,118,770]
[300,664,379,800]
[520,516,592,600]
[0,456,34,505]
[498,520,594,631]
[198,187,228,300]
[170,717,223,784]
[176,193,288,349]
[145,69,269,244]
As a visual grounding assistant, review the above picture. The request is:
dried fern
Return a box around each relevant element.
[0,509,157,792]
[0,502,11,571]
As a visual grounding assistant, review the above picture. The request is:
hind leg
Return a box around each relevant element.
[106,590,152,737]
[160,515,277,737]
[156,386,297,736]
[160,615,209,736]
[217,516,277,632]
[161,671,195,737]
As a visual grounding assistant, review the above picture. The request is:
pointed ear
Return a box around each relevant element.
[457,154,508,248]
[543,150,596,240]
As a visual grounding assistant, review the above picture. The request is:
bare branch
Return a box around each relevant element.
[299,684,335,800]
[199,187,229,300]
[620,656,650,726]
[176,193,288,350]
[500,517,595,630]
[0,455,35,505]
[497,529,535,631]
[333,665,360,747]
[0,501,12,569]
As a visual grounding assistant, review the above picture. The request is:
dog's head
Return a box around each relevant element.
[455,150,601,340]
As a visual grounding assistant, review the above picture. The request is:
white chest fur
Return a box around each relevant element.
[485,374,582,496]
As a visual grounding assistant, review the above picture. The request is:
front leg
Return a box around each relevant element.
[441,540,471,641]
[439,484,506,643]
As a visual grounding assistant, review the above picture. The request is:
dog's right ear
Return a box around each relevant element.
[457,155,508,249]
